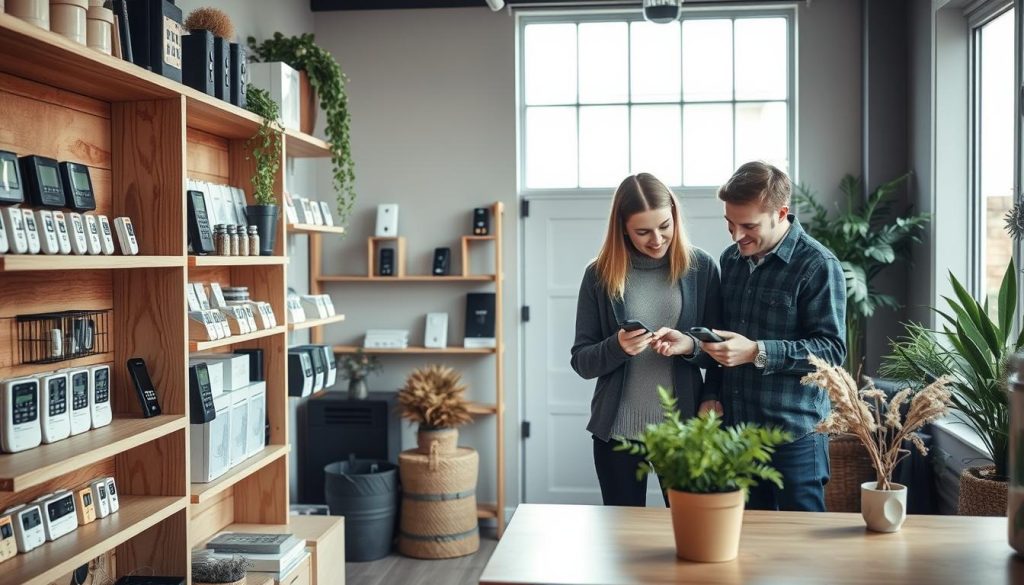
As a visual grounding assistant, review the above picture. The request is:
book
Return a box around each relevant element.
[113,0,133,63]
[197,537,306,573]
[207,533,298,555]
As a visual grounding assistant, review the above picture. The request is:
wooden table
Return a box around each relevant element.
[479,504,1020,584]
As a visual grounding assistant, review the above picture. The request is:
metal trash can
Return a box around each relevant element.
[324,456,399,562]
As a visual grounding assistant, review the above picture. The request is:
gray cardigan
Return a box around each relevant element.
[570,247,723,442]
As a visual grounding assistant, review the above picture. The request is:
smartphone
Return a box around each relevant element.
[689,327,725,343]
[620,319,653,333]
[125,358,162,418]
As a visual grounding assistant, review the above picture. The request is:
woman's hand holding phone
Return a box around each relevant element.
[649,327,695,357]
[617,327,652,356]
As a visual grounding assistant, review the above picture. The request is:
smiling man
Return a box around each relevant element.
[702,160,846,512]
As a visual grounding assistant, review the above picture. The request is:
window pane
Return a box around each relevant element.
[630,21,681,103]
[580,106,629,188]
[735,102,788,173]
[631,105,681,186]
[977,9,1015,315]
[683,104,733,186]
[525,24,577,106]
[526,107,578,188]
[735,18,787,100]
[682,19,732,101]
[580,23,628,104]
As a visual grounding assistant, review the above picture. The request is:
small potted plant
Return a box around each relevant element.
[619,387,790,562]
[192,556,251,585]
[339,349,382,400]
[397,365,472,456]
[243,85,283,255]
[805,355,952,532]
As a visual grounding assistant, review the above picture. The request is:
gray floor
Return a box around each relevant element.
[345,532,498,585]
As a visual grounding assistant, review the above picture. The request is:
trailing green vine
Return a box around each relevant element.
[247,32,356,224]
[244,85,283,206]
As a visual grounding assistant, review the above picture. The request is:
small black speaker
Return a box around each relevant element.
[233,348,264,382]
[181,30,215,95]
[213,36,231,101]
[379,248,395,276]
[473,207,490,236]
[229,42,247,108]
[126,0,183,82]
[432,247,451,276]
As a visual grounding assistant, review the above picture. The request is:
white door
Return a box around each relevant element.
[521,195,732,505]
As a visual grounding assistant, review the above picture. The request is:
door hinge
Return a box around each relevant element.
[521,305,530,322]
[522,420,531,439]
[520,198,530,218]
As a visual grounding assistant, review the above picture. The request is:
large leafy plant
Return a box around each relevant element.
[794,174,930,376]
[244,86,282,205]
[880,260,1022,480]
[248,32,355,223]
[617,387,791,495]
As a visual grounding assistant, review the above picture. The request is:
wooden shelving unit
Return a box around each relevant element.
[318,275,496,282]
[333,345,498,355]
[288,314,347,331]
[288,222,346,235]
[0,12,322,582]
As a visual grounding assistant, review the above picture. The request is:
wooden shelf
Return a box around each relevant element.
[190,326,287,352]
[467,402,498,415]
[464,235,496,241]
[284,129,332,158]
[189,255,288,267]
[0,255,185,272]
[477,503,499,519]
[0,415,186,493]
[319,275,496,282]
[184,90,262,139]
[333,345,497,355]
[288,314,346,331]
[288,223,346,235]
[0,495,186,585]
[190,445,290,504]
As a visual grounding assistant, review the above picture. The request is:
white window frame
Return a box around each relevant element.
[515,4,798,200]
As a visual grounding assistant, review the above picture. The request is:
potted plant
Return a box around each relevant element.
[397,365,472,456]
[243,85,282,255]
[881,259,1021,516]
[804,355,952,531]
[618,387,790,562]
[794,174,930,376]
[192,556,251,585]
[247,32,356,225]
[338,349,382,400]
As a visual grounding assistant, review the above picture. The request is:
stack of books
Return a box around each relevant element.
[364,329,409,349]
[197,532,306,578]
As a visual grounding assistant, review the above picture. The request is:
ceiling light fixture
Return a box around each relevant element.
[486,0,505,11]
[642,0,681,24]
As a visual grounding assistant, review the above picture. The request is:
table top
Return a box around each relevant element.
[479,504,1020,585]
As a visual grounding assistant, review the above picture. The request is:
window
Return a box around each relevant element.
[519,10,794,192]
[970,6,1015,315]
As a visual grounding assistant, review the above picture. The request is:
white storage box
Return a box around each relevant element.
[189,358,224,397]
[242,381,267,457]
[227,387,250,467]
[191,353,250,392]
[190,392,232,483]
[247,62,301,131]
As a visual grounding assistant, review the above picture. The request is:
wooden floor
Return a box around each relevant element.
[346,533,497,585]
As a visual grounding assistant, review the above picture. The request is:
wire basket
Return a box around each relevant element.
[16,309,111,365]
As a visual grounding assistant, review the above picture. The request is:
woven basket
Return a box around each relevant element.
[825,434,876,512]
[417,427,458,456]
[957,465,1008,516]
[398,446,479,559]
[195,579,245,585]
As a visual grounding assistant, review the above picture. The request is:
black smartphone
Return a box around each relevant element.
[620,319,653,333]
[689,327,725,343]
[126,357,162,418]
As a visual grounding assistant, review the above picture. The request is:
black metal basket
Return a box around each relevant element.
[16,309,111,365]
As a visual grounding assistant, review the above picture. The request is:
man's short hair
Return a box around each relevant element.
[717,161,791,210]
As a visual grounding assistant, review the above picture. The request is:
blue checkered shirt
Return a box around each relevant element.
[718,216,847,439]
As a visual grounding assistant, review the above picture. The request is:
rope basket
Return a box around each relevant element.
[398,446,480,559]
[957,465,1008,517]
[825,434,876,512]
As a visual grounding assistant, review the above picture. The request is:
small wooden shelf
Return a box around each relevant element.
[318,275,496,282]
[189,256,288,267]
[477,503,499,519]
[0,415,186,493]
[464,235,496,241]
[190,326,287,352]
[333,345,497,355]
[284,129,332,158]
[288,314,346,331]
[0,255,185,272]
[0,495,187,585]
[288,223,346,235]
[184,90,261,139]
[467,402,499,415]
[190,445,290,504]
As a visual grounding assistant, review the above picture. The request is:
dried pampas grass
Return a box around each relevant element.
[184,7,235,40]
[804,355,952,490]
[397,365,472,430]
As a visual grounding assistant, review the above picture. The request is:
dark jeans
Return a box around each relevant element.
[593,436,668,507]
[746,432,830,512]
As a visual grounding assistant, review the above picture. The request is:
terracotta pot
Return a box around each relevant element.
[417,427,458,456]
[860,481,907,532]
[299,70,318,135]
[667,488,744,562]
[958,465,1008,517]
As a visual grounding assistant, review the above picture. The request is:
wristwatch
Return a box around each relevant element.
[754,341,767,369]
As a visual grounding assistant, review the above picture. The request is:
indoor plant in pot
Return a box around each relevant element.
[881,259,1021,516]
[619,387,790,562]
[805,355,952,532]
[338,349,382,400]
[243,85,282,255]
[397,364,472,456]
[192,556,251,585]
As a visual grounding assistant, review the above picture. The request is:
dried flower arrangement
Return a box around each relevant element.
[184,7,235,39]
[804,355,953,490]
[397,365,472,430]
[339,349,382,381]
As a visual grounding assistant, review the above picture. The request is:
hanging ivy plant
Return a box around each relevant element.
[247,32,356,224]
[244,85,283,206]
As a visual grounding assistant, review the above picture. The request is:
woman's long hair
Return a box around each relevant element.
[594,173,692,300]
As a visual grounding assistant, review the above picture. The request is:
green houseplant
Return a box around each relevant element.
[247,32,356,225]
[338,349,382,400]
[618,387,790,562]
[794,174,930,376]
[880,259,1022,515]
[243,85,283,255]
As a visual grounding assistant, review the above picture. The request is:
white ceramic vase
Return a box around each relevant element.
[861,481,907,532]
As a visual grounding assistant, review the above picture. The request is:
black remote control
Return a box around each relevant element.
[186,190,215,254]
[126,358,162,418]
[188,363,217,423]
